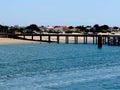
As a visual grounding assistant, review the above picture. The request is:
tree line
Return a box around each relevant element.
[0,24,119,34]
[0,24,40,34]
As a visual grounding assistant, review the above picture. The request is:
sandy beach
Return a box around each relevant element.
[0,33,120,44]
[0,38,42,44]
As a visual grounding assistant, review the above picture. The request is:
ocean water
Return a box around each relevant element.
[0,43,120,90]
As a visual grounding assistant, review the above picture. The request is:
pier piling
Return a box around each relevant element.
[32,35,33,40]
[84,36,85,44]
[98,35,102,48]
[66,36,69,44]
[93,36,95,44]
[40,35,42,41]
[86,36,87,44]
[57,36,60,43]
[74,36,78,44]
[24,35,25,39]
[48,36,51,43]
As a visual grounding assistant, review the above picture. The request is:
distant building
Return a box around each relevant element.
[54,26,68,33]
[108,27,119,32]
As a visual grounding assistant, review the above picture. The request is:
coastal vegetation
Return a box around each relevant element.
[0,24,120,34]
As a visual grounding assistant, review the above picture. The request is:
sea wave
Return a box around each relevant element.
[1,65,120,90]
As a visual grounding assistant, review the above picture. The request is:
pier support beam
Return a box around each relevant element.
[48,36,51,43]
[84,36,85,44]
[98,35,102,48]
[40,35,42,41]
[57,36,60,44]
[93,36,95,44]
[105,36,107,44]
[102,36,106,44]
[74,36,78,44]
[102,36,104,44]
[84,36,87,44]
[113,37,116,45]
[66,36,69,44]
[108,35,110,45]
[32,35,33,40]
[24,35,25,39]
[86,36,87,44]
[96,36,98,44]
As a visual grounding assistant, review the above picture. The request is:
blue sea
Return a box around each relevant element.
[0,43,120,90]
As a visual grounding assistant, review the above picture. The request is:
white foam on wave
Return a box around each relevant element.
[1,65,120,90]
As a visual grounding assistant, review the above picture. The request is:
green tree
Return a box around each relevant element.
[68,26,74,29]
[0,25,9,33]
[26,24,40,32]
[100,25,109,30]
[93,24,101,32]
[113,26,119,29]
[75,26,86,32]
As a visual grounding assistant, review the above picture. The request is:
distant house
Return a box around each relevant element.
[54,26,68,30]
[47,26,54,29]
[86,26,92,31]
[46,26,54,30]
[107,27,117,32]
[54,26,68,33]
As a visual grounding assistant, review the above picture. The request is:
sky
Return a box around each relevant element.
[0,0,120,26]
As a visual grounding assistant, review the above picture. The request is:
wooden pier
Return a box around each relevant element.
[0,33,108,45]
